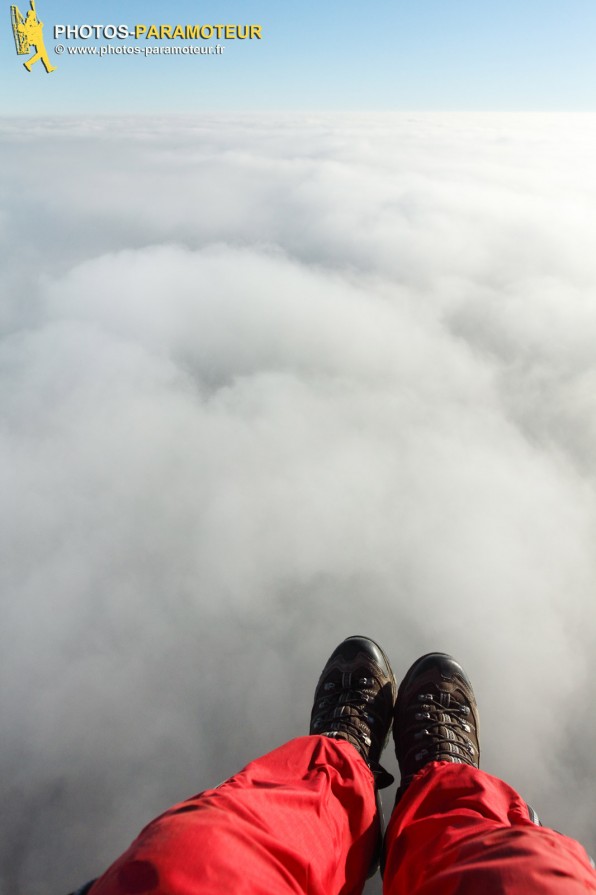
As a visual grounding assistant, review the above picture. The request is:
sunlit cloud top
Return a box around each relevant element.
[1,112,596,894]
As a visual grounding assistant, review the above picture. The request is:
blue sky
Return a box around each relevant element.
[2,1,596,115]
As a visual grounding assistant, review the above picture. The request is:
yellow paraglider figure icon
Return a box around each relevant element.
[11,0,56,73]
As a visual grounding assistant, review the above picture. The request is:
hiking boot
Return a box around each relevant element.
[310,636,397,878]
[310,636,397,788]
[393,652,480,788]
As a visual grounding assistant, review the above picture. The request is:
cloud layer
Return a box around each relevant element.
[1,112,596,893]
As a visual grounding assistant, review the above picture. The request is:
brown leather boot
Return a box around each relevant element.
[310,636,396,788]
[393,652,480,789]
[310,636,397,877]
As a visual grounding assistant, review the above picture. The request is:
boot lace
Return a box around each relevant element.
[311,674,379,750]
[311,672,395,788]
[404,690,477,770]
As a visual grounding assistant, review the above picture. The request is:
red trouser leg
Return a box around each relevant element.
[91,736,378,895]
[383,762,596,895]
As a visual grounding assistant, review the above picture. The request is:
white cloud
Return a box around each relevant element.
[1,112,596,893]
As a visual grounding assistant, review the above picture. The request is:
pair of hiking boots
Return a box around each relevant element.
[309,637,481,876]
[310,636,480,795]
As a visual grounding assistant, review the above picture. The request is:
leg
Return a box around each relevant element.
[24,50,41,70]
[91,736,377,895]
[41,52,56,73]
[85,637,396,895]
[383,761,596,895]
[384,652,596,895]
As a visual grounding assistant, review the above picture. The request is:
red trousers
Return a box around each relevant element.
[91,736,596,895]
